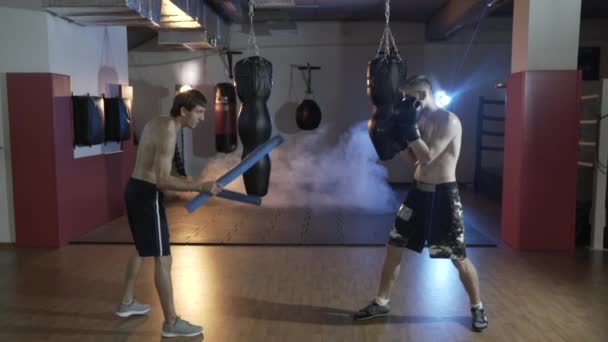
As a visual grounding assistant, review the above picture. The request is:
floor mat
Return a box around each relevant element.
[73,199,498,247]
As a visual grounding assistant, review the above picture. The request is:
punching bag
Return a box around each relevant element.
[214,83,238,153]
[367,52,408,161]
[235,56,273,196]
[296,99,321,130]
[296,63,322,130]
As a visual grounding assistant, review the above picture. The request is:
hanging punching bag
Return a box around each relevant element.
[296,99,321,130]
[296,64,322,130]
[367,52,408,161]
[235,56,273,196]
[214,83,238,153]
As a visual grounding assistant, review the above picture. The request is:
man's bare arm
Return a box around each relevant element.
[408,115,460,165]
[399,146,419,165]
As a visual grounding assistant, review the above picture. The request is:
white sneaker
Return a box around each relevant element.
[115,299,151,318]
[161,317,203,338]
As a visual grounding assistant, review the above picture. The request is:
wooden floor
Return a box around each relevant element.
[0,191,606,341]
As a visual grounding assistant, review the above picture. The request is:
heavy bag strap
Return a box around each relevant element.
[375,0,402,61]
[297,63,322,98]
[173,144,187,177]
[287,65,296,102]
[226,49,242,79]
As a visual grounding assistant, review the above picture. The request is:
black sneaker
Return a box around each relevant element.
[353,301,391,321]
[471,306,488,332]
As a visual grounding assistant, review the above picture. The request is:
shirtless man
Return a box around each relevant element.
[115,89,222,338]
[354,75,489,332]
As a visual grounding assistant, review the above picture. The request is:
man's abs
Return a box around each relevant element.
[414,149,458,184]
[415,163,456,184]
[131,145,159,184]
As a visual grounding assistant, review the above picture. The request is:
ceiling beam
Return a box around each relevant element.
[204,0,243,23]
[426,0,510,41]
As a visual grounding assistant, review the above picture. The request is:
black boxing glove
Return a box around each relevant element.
[395,95,422,147]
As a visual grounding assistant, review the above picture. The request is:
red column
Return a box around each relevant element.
[7,73,136,248]
[7,73,63,247]
[501,70,581,251]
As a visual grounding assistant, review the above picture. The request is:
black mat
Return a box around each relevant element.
[72,201,498,247]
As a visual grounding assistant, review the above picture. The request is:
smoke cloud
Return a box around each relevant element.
[193,120,400,214]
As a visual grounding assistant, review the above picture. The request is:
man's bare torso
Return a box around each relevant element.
[132,116,178,185]
[414,108,461,184]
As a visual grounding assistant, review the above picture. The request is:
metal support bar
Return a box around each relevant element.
[481,131,504,137]
[581,94,600,101]
[481,146,504,151]
[580,119,598,125]
[481,99,505,105]
[482,116,505,122]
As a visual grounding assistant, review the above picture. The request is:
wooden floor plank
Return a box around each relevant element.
[0,243,606,341]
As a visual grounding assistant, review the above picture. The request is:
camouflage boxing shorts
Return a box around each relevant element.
[388,180,467,259]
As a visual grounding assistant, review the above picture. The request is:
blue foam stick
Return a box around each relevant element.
[216,189,262,206]
[186,135,284,212]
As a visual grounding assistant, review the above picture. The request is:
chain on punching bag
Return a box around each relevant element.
[234,1,273,196]
[367,0,409,161]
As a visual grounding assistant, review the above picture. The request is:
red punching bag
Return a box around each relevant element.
[214,82,238,153]
[215,49,242,153]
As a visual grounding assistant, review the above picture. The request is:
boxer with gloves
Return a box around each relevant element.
[357,75,489,333]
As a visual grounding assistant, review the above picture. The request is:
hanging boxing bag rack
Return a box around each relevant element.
[219,48,243,80]
[297,63,321,97]
[577,90,608,249]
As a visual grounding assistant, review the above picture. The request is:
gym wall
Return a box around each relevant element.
[129,19,513,185]
[129,17,608,187]
[0,4,132,245]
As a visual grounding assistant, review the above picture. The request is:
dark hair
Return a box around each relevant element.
[402,75,433,94]
[170,89,207,117]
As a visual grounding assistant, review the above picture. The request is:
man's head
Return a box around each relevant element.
[170,89,207,128]
[401,75,435,109]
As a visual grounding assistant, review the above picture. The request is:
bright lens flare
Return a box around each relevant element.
[178,84,193,93]
[436,90,452,108]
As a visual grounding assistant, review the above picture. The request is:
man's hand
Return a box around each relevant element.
[396,96,422,143]
[196,181,223,195]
